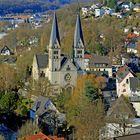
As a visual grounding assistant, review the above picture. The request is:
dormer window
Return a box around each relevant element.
[66,65,71,71]
[44,100,51,109]
[36,101,41,110]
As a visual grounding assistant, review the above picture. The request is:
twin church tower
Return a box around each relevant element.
[32,13,85,91]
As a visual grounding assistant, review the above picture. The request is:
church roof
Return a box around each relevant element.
[36,54,48,68]
[49,13,60,48]
[61,56,68,67]
[74,15,84,47]
[60,55,77,71]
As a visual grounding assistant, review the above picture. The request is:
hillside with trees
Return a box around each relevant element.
[0,0,92,15]
[0,2,139,78]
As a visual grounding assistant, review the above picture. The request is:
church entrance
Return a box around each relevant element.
[65,85,73,94]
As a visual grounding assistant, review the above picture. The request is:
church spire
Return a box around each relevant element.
[49,12,60,48]
[74,14,84,48]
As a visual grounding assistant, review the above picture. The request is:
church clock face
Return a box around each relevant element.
[64,73,71,82]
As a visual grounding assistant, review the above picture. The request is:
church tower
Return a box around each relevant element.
[73,15,85,71]
[49,13,61,72]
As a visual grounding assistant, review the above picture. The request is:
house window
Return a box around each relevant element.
[114,130,119,135]
[122,89,126,92]
[126,79,129,84]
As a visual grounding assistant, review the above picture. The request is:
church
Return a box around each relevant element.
[32,13,85,92]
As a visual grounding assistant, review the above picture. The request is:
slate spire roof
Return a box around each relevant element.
[49,12,60,48]
[74,14,84,47]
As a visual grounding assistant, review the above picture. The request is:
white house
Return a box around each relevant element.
[95,8,105,17]
[88,54,112,77]
[0,46,12,55]
[133,3,140,12]
[116,65,135,97]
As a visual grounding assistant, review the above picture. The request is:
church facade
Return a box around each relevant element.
[32,13,85,90]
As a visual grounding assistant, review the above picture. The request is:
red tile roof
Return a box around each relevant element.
[25,132,51,140]
[48,136,65,140]
[127,33,137,39]
[25,132,65,140]
[84,54,92,59]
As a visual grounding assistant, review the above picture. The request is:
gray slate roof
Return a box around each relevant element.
[129,77,140,92]
[31,95,58,116]
[116,65,135,83]
[114,133,140,140]
[74,15,84,47]
[36,54,48,68]
[0,46,12,54]
[107,95,137,120]
[49,13,60,47]
[89,55,112,68]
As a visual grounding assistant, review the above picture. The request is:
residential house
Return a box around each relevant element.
[126,42,137,54]
[118,2,133,11]
[128,77,140,116]
[0,46,13,55]
[103,7,115,15]
[95,8,105,17]
[81,7,89,17]
[133,3,140,12]
[88,55,112,77]
[84,52,92,71]
[116,65,140,115]
[100,95,140,140]
[121,54,140,73]
[2,56,17,65]
[30,96,65,134]
[116,65,135,97]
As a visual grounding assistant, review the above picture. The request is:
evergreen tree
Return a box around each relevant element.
[84,80,99,102]
[0,92,19,114]
[106,0,117,9]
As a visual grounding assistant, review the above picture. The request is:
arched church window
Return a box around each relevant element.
[40,71,45,77]
[54,51,58,54]
[77,50,82,54]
